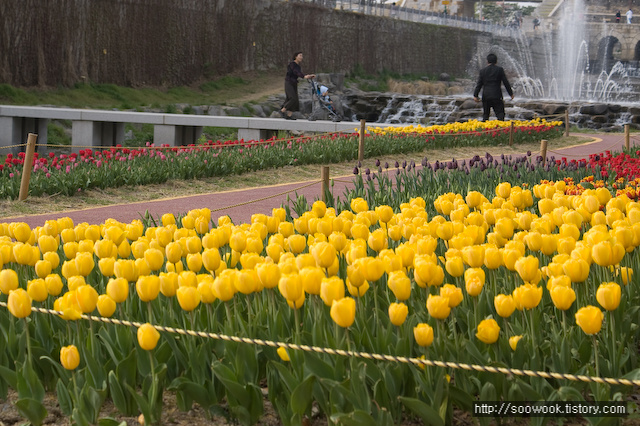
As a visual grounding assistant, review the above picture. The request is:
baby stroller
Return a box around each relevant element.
[308,79,342,122]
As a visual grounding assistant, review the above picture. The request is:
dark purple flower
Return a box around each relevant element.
[395,161,400,168]
[402,160,407,169]
[353,167,359,175]
[375,159,380,167]
[378,166,382,173]
[422,157,427,167]
[385,162,389,169]
[365,168,370,175]
[527,150,532,156]
[358,161,362,167]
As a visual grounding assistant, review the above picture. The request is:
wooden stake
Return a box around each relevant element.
[564,110,570,137]
[541,139,548,167]
[625,124,630,151]
[321,166,330,203]
[358,119,366,162]
[18,133,38,201]
[509,121,514,146]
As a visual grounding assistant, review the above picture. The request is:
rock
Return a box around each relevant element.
[223,107,244,116]
[438,73,450,81]
[207,106,227,116]
[459,99,479,110]
[579,104,608,115]
[543,104,566,115]
[250,105,266,117]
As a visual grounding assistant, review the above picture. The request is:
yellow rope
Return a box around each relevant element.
[3,302,639,387]
[209,180,321,212]
[37,131,347,151]
[0,143,27,151]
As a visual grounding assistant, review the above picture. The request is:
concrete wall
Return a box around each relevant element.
[0,0,484,88]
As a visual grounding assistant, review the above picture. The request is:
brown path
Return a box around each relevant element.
[3,133,639,228]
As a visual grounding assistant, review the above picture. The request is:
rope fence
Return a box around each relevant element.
[2,301,639,387]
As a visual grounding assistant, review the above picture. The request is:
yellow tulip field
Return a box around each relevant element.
[1,167,640,424]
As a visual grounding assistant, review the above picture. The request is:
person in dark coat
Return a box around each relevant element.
[280,52,315,120]
[473,53,514,121]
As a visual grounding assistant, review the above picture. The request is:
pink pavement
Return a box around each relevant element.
[2,133,638,228]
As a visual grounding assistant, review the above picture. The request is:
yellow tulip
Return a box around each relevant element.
[387,271,411,301]
[43,251,60,270]
[37,234,58,253]
[562,258,590,283]
[75,285,99,313]
[144,248,165,272]
[286,234,307,255]
[361,257,385,282]
[137,323,161,350]
[60,345,80,370]
[256,262,281,290]
[549,285,576,311]
[367,228,388,252]
[509,335,523,351]
[0,269,19,294]
[426,294,451,320]
[330,297,356,328]
[278,274,304,303]
[514,255,539,283]
[27,278,48,302]
[320,276,345,307]
[483,246,503,269]
[618,267,633,285]
[445,256,465,277]
[105,277,128,304]
[439,284,463,307]
[312,200,327,218]
[575,306,604,335]
[7,288,31,318]
[212,272,236,302]
[596,282,621,311]
[277,346,290,362]
[461,245,485,268]
[299,266,324,295]
[496,182,511,199]
[513,283,542,310]
[395,244,415,268]
[45,274,64,296]
[97,294,117,317]
[350,197,369,213]
[387,302,408,326]
[98,257,115,277]
[413,323,434,347]
[476,318,500,344]
[494,294,516,318]
[312,242,337,269]
[177,285,202,311]
[375,205,394,223]
[136,275,160,302]
[591,240,625,267]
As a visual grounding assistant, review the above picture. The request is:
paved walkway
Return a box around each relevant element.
[2,133,639,228]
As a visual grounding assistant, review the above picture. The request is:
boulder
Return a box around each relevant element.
[459,99,479,110]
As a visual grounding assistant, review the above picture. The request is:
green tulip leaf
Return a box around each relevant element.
[124,383,151,424]
[56,378,73,416]
[398,396,445,426]
[449,385,473,412]
[97,418,128,426]
[267,361,298,393]
[168,377,218,409]
[0,364,18,389]
[17,360,45,402]
[330,410,377,426]
[291,375,316,416]
[303,352,335,380]
[211,361,248,404]
[15,397,48,426]
[109,371,135,416]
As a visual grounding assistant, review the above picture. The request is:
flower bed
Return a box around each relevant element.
[0,119,563,199]
[1,156,639,424]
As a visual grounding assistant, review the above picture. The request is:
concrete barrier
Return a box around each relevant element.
[0,106,376,153]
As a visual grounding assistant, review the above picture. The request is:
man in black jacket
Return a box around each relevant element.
[473,53,514,121]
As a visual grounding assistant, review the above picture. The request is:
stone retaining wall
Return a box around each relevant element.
[0,0,485,87]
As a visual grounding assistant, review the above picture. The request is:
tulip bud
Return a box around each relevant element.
[8,288,31,318]
[413,323,434,347]
[137,323,161,351]
[476,318,500,344]
[388,302,409,326]
[60,345,80,370]
[575,306,604,335]
[330,297,356,328]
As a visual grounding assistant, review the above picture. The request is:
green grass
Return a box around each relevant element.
[0,75,252,110]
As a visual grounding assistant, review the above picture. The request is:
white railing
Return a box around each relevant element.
[283,0,521,37]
